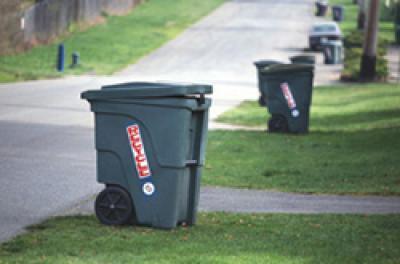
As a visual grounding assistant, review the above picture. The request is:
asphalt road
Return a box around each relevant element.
[1,0,342,242]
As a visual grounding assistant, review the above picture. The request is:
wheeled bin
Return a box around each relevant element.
[254,60,284,106]
[332,5,344,22]
[259,64,314,133]
[315,1,328,17]
[81,82,212,229]
[322,40,343,64]
[290,55,316,65]
[396,4,400,44]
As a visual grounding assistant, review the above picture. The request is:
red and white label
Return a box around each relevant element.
[127,124,151,178]
[280,82,297,109]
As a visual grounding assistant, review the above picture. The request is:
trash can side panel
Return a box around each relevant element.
[97,151,129,188]
[188,101,211,166]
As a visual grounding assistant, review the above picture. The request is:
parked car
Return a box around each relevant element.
[308,22,342,51]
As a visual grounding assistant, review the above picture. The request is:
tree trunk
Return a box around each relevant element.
[360,0,380,81]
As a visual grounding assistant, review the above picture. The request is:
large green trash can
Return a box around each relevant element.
[254,60,284,106]
[290,55,316,65]
[259,64,314,133]
[322,40,343,64]
[81,82,212,229]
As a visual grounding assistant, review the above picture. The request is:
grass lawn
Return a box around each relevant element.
[205,84,400,195]
[0,0,225,83]
[1,213,399,263]
[328,0,395,43]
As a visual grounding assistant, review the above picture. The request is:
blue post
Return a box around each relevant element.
[57,43,65,72]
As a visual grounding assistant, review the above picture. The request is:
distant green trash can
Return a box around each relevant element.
[322,40,343,65]
[315,1,328,17]
[259,64,314,133]
[290,55,316,65]
[332,5,344,22]
[396,24,400,44]
[396,5,400,44]
[254,60,284,106]
[81,82,212,229]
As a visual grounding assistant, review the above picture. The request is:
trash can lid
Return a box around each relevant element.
[290,55,315,60]
[254,60,284,68]
[260,64,314,75]
[81,82,213,100]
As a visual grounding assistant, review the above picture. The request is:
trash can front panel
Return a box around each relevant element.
[88,95,211,229]
[261,70,313,133]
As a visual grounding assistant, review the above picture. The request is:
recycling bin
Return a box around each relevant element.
[322,40,343,64]
[396,4,400,44]
[259,64,314,133]
[290,55,316,65]
[81,82,212,229]
[332,5,344,22]
[254,60,284,106]
[315,1,328,17]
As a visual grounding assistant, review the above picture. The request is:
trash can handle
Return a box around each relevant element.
[185,160,198,166]
[198,94,205,105]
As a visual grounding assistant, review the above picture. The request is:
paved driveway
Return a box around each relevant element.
[0,0,338,242]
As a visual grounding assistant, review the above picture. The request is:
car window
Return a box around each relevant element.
[313,25,336,33]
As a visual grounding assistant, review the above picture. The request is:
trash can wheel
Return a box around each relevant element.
[268,115,289,133]
[95,186,134,226]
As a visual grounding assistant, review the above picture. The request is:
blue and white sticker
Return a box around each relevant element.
[291,109,300,118]
[142,182,155,196]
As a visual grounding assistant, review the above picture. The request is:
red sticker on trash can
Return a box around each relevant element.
[127,124,152,179]
[280,82,297,109]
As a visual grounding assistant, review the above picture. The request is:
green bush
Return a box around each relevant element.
[343,30,391,48]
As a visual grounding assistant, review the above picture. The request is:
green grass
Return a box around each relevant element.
[206,84,400,195]
[0,0,225,83]
[1,214,399,263]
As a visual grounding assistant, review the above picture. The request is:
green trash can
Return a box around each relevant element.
[290,55,316,65]
[254,60,284,106]
[315,1,328,17]
[395,4,400,44]
[259,64,314,133]
[332,5,344,22]
[81,82,212,229]
[322,40,343,65]
[396,24,400,44]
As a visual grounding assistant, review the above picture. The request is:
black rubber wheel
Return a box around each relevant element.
[268,115,289,133]
[258,96,266,106]
[95,186,134,226]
